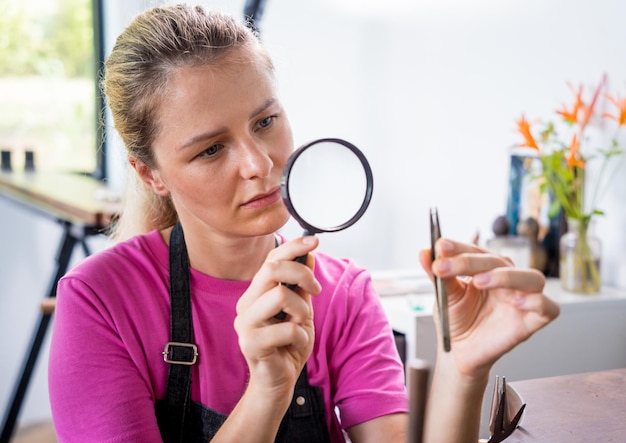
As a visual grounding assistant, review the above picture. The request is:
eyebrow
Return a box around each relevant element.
[178,97,278,151]
[178,126,227,151]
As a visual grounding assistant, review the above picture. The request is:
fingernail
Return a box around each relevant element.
[473,273,490,285]
[314,280,322,293]
[514,294,527,308]
[440,240,454,252]
[437,259,450,272]
[302,236,316,245]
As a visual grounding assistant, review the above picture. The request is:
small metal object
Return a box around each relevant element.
[488,376,526,443]
[162,342,198,365]
[430,207,450,352]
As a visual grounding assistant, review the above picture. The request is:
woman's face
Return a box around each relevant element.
[141,47,293,239]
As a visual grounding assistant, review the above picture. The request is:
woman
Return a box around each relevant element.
[48,4,559,442]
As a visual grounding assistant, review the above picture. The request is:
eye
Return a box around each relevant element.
[257,115,276,130]
[199,144,223,158]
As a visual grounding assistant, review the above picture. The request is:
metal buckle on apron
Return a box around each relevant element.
[162,341,198,365]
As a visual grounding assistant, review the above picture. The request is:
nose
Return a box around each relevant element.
[238,139,273,180]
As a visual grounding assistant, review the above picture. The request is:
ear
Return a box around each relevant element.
[129,156,171,197]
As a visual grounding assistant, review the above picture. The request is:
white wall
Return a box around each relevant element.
[2,0,625,429]
[256,0,626,284]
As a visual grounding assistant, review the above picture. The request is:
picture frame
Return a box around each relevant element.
[505,147,564,276]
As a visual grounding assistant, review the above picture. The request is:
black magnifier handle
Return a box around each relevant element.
[275,231,314,321]
[275,253,307,321]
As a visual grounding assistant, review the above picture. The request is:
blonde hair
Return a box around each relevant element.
[102,4,268,241]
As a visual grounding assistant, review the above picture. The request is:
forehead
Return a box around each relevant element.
[164,46,274,99]
[170,43,272,84]
[153,46,277,142]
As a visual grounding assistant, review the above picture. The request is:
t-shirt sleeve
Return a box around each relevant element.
[49,276,163,443]
[325,267,409,428]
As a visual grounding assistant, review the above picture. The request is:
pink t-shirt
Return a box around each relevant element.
[48,230,407,442]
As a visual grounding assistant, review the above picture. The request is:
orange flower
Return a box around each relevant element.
[556,83,583,124]
[603,93,626,126]
[516,115,539,150]
[565,134,585,168]
[511,74,623,227]
[579,74,607,129]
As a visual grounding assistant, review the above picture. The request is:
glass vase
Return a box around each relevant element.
[559,218,601,293]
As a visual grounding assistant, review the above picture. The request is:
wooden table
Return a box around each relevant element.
[0,171,120,443]
[508,368,626,442]
[0,170,118,226]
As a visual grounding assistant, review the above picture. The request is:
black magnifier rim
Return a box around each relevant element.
[280,138,374,234]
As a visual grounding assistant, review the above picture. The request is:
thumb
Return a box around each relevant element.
[418,248,465,303]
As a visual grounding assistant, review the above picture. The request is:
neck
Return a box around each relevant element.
[162,225,277,281]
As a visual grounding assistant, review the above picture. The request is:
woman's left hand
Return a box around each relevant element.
[419,238,560,379]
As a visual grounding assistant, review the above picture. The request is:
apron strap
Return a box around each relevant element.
[161,225,329,443]
[162,222,195,443]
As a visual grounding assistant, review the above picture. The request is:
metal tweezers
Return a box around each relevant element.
[430,207,451,352]
[487,376,526,443]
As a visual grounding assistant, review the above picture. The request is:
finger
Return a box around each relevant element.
[419,247,467,311]
[238,238,320,313]
[469,267,560,327]
[265,286,313,325]
[262,236,319,291]
[418,248,434,279]
[305,250,316,275]
[515,292,561,320]
[506,290,561,342]
[436,238,517,269]
[238,320,312,357]
[436,238,515,272]
[292,251,317,300]
[420,246,504,307]
[432,251,512,279]
[268,260,321,294]
[239,285,313,326]
[424,239,513,279]
[266,235,319,262]
[471,267,545,293]
[419,247,462,291]
[435,238,491,257]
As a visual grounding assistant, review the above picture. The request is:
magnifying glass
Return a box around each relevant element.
[276,138,374,319]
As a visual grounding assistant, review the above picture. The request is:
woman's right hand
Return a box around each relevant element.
[234,235,320,403]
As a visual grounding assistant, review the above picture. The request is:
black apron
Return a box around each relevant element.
[156,223,332,443]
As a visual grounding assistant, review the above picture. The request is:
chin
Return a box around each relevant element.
[271,211,291,232]
[253,208,290,235]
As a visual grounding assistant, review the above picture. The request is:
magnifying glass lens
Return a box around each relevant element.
[283,139,372,233]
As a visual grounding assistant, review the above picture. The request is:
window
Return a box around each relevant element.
[0,0,104,177]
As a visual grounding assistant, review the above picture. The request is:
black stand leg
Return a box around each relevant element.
[0,221,82,443]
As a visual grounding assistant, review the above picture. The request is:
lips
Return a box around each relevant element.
[242,187,282,209]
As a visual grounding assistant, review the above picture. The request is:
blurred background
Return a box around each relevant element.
[1,0,626,436]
